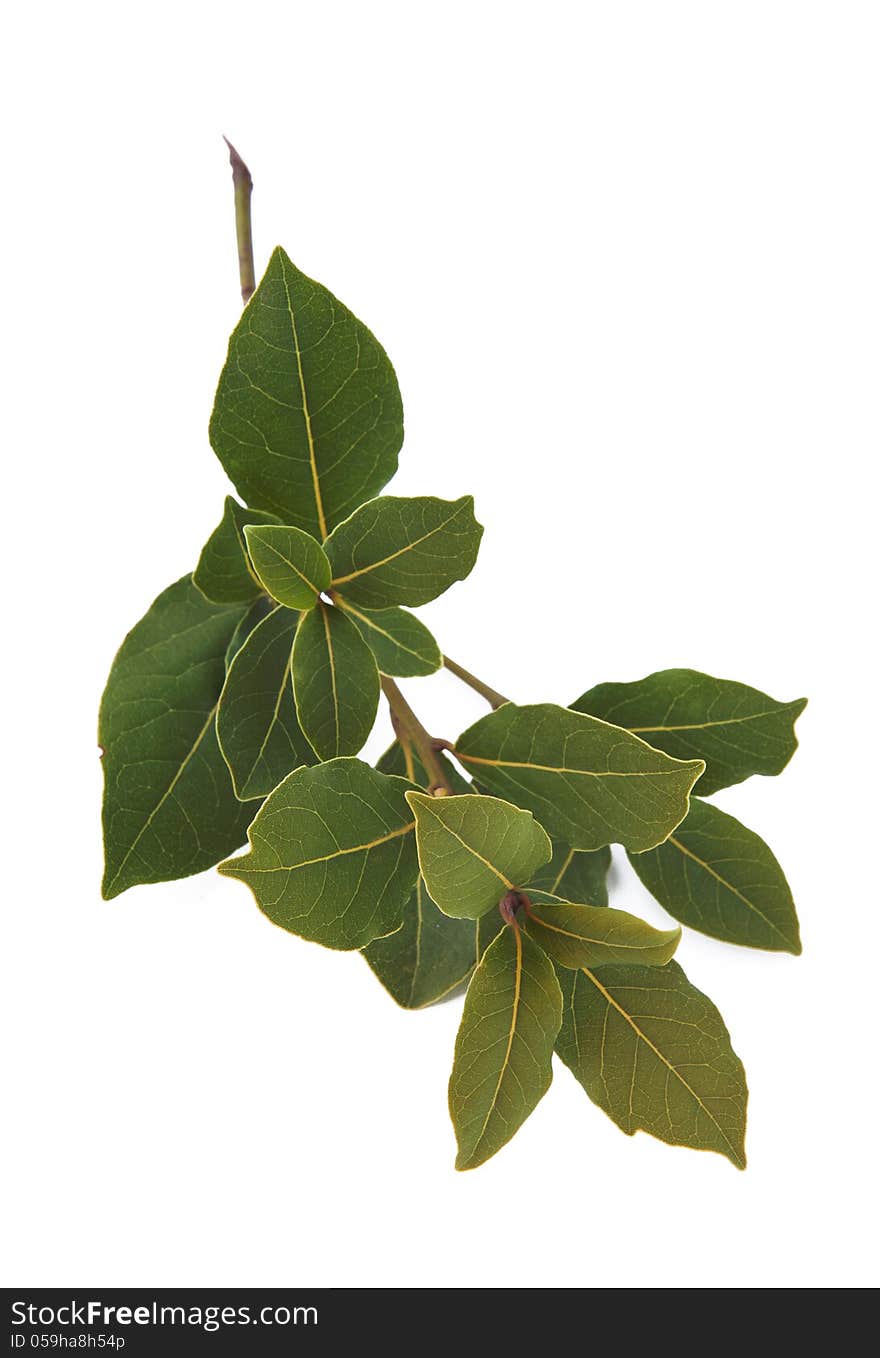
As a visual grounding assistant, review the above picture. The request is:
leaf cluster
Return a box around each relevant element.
[100,244,806,1170]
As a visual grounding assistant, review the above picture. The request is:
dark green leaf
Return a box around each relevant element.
[450,927,562,1170]
[335,597,441,676]
[243,523,331,610]
[573,669,807,796]
[209,246,403,538]
[627,797,801,954]
[528,841,611,906]
[376,740,470,791]
[291,602,380,758]
[219,758,419,950]
[325,495,483,607]
[225,595,274,668]
[406,792,552,919]
[100,577,254,900]
[555,960,747,1168]
[216,605,315,800]
[522,891,680,968]
[193,497,279,604]
[454,703,704,852]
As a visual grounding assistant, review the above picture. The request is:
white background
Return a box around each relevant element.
[3,2,877,1289]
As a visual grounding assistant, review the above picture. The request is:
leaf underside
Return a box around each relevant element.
[528,840,611,906]
[450,927,562,1169]
[209,246,403,537]
[555,960,748,1167]
[216,604,315,800]
[193,497,279,605]
[219,758,419,950]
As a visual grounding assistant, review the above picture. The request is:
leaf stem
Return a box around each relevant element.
[223,137,256,304]
[442,655,510,709]
[380,676,455,796]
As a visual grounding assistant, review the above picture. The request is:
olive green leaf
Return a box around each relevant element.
[325,494,483,608]
[218,758,419,950]
[406,792,552,919]
[334,596,441,677]
[193,497,280,604]
[243,523,331,610]
[454,703,705,852]
[573,669,807,796]
[209,246,403,538]
[450,926,562,1170]
[363,743,491,1008]
[364,878,481,1009]
[528,841,611,906]
[225,595,274,669]
[555,960,747,1168]
[100,577,254,900]
[627,797,801,954]
[216,605,315,801]
[521,891,680,969]
[291,602,380,759]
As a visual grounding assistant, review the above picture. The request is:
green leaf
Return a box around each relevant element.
[193,497,279,604]
[527,841,611,906]
[406,792,552,919]
[225,595,274,668]
[216,605,315,800]
[218,758,419,950]
[100,577,254,900]
[291,602,380,759]
[627,797,801,954]
[522,891,680,968]
[243,523,331,610]
[454,703,705,852]
[209,246,403,538]
[335,597,441,676]
[363,743,497,1009]
[450,926,562,1170]
[573,669,807,796]
[555,960,747,1168]
[325,495,483,607]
